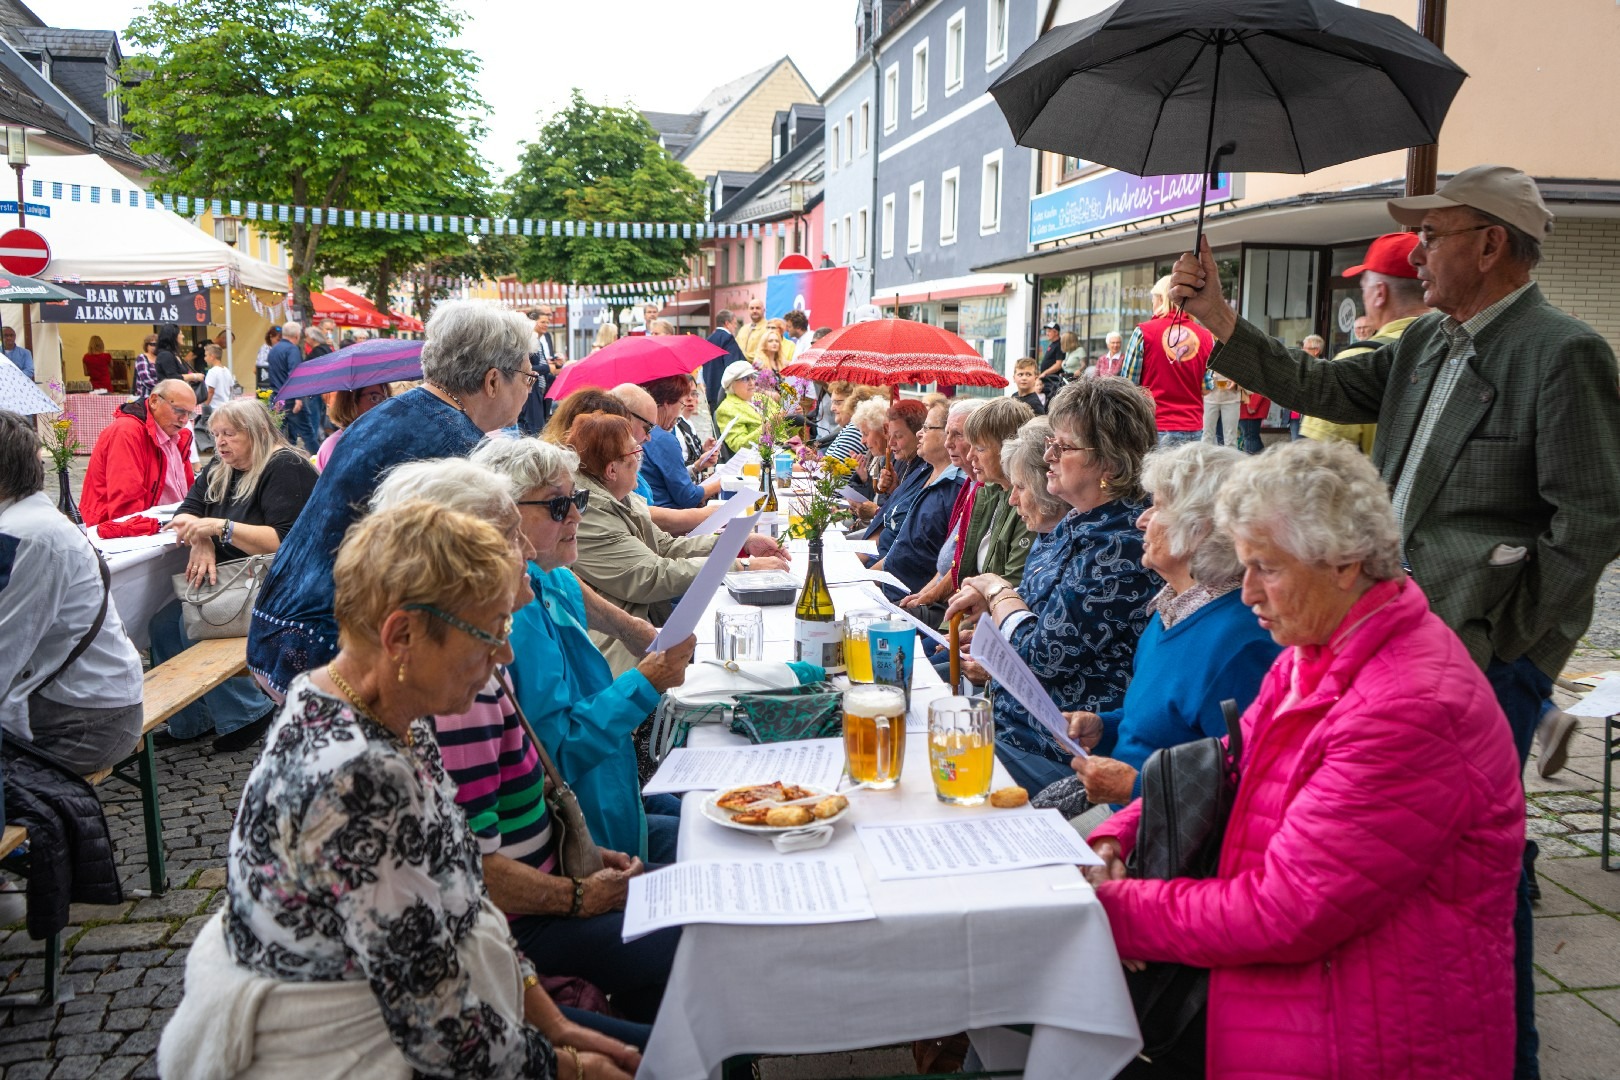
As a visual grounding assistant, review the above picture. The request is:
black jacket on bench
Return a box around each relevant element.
[2,742,121,939]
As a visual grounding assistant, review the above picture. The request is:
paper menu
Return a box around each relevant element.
[856,811,1103,881]
[969,614,1087,758]
[646,512,760,652]
[686,487,762,538]
[1567,671,1620,718]
[642,738,847,794]
[621,857,875,941]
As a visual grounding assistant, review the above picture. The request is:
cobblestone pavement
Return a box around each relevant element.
[0,487,1617,1076]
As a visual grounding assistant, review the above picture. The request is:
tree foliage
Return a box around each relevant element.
[508,90,704,285]
[121,0,487,313]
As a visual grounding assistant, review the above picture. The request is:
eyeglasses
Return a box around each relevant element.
[921,423,946,432]
[519,489,589,521]
[1415,223,1492,250]
[158,397,200,419]
[621,445,645,462]
[630,411,657,438]
[1043,437,1096,457]
[403,604,513,651]
[512,369,541,387]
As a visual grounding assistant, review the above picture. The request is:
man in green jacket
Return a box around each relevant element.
[1168,164,1620,1080]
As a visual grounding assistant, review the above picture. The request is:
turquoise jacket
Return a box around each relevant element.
[508,564,660,860]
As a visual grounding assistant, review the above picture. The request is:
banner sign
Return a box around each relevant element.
[765,266,849,327]
[0,202,49,219]
[1028,171,1232,246]
[41,282,212,325]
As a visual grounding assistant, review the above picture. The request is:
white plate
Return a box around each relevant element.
[700,785,853,834]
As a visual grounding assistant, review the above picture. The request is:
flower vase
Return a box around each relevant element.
[56,468,83,527]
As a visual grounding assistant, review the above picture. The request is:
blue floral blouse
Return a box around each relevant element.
[991,496,1159,764]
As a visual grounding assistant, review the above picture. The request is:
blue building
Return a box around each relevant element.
[821,0,1040,381]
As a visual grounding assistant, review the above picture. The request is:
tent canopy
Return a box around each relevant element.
[25,154,289,293]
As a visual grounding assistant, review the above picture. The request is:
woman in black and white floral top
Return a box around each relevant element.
[163,500,637,1080]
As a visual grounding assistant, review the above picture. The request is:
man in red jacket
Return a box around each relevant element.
[81,380,197,526]
[1121,275,1214,445]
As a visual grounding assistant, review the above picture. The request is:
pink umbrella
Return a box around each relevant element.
[547,334,725,400]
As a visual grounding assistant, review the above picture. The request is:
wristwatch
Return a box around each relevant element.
[982,581,1011,605]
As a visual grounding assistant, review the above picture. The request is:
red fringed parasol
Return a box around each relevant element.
[781,318,1008,388]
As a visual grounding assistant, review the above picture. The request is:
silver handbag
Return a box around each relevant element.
[171,553,274,640]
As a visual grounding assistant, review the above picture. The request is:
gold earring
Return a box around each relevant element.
[397,661,407,683]
[1099,477,1109,490]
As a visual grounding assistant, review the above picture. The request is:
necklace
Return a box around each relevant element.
[326,663,413,747]
[428,382,468,413]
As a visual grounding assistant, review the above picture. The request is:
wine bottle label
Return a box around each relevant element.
[794,619,845,673]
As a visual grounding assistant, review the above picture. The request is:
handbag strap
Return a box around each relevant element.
[39,544,110,692]
[494,668,574,798]
[1219,698,1243,771]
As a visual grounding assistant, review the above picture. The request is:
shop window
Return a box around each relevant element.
[1242,247,1319,348]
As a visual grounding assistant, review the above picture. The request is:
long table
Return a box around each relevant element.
[89,508,189,652]
[639,544,1142,1080]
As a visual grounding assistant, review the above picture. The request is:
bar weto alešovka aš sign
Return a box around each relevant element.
[41,282,212,326]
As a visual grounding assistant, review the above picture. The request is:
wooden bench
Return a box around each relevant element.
[0,637,248,1005]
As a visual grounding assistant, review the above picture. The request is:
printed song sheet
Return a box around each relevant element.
[970,614,1087,757]
[1567,671,1620,718]
[856,810,1103,880]
[854,585,950,647]
[621,856,875,941]
[642,738,847,794]
[687,487,762,538]
[647,512,760,652]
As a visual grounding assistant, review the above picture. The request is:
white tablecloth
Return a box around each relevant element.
[639,546,1143,1080]
[91,512,188,652]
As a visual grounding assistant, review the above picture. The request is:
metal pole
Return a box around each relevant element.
[1404,0,1448,198]
[14,163,30,357]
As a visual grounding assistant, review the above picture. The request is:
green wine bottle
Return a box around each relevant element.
[794,537,844,673]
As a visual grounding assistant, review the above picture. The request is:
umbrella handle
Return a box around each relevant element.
[1177,139,1237,328]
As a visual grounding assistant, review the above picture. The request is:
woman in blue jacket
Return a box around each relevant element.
[473,437,696,864]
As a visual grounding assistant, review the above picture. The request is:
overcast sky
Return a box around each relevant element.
[31,0,856,181]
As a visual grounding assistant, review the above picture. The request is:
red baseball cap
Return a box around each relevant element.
[1343,232,1420,279]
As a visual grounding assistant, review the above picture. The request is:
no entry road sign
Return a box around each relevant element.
[0,228,49,277]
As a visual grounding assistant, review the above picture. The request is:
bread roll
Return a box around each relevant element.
[989,786,1029,808]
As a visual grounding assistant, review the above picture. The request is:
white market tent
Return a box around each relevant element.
[26,154,289,291]
[12,154,290,386]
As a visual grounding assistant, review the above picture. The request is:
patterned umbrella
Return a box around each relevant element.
[0,275,81,303]
[547,334,725,400]
[274,337,425,404]
[0,355,59,415]
[781,318,1008,388]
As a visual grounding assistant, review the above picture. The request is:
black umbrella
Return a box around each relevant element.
[990,0,1468,250]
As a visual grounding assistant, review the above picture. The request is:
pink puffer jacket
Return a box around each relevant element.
[1092,578,1522,1079]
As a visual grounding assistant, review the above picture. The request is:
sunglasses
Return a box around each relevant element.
[519,489,589,521]
[403,604,513,651]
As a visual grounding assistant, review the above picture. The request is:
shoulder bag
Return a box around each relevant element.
[1123,698,1244,1062]
[171,552,274,640]
[648,659,803,763]
[32,545,110,695]
[495,670,604,879]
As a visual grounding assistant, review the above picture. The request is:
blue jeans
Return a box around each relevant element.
[148,599,273,739]
[559,1006,651,1049]
[280,403,315,453]
[995,739,1075,795]
[302,394,329,445]
[510,909,680,1023]
[1155,430,1202,448]
[1486,655,1552,1080]
[1237,418,1265,455]
[644,793,682,865]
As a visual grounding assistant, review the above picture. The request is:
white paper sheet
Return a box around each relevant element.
[715,446,762,479]
[969,614,1087,757]
[647,512,760,652]
[91,532,183,556]
[621,856,875,941]
[838,484,867,504]
[853,585,950,648]
[1567,671,1620,717]
[856,810,1103,880]
[687,487,762,538]
[642,737,847,794]
[787,535,878,557]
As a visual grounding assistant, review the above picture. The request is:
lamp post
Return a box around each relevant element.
[213,215,240,382]
[3,126,31,355]
[785,179,808,255]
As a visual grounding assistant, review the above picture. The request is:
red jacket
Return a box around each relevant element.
[81,401,194,526]
[1133,314,1212,432]
[1092,579,1520,1079]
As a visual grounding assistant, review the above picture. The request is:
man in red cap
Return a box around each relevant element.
[1300,232,1430,452]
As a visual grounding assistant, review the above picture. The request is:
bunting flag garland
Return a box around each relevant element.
[30,177,787,242]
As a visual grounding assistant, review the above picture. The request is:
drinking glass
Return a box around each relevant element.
[841,610,887,684]
[713,605,764,662]
[843,683,907,789]
[927,696,995,805]
[868,620,917,709]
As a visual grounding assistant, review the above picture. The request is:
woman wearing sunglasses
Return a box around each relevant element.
[314,382,392,472]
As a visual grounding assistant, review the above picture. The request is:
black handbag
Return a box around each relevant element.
[1124,699,1244,1062]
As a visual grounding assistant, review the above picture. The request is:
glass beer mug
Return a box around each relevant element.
[843,683,907,789]
[927,695,994,805]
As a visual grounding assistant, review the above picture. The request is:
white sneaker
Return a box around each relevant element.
[1535,707,1580,778]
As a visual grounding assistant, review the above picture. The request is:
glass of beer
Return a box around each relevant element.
[927,696,994,805]
[841,610,886,683]
[843,684,907,789]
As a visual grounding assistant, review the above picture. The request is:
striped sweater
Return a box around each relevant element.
[433,673,557,875]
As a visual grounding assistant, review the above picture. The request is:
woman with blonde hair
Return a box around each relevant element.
[150,398,318,751]
[591,322,619,353]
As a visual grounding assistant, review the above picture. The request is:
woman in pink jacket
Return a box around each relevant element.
[1088,440,1523,1079]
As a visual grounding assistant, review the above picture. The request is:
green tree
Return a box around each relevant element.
[508,90,704,286]
[121,0,485,313]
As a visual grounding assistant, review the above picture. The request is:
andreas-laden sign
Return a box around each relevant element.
[1028,171,1234,247]
[40,282,212,326]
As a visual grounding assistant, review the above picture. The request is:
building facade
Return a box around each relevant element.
[819,40,880,320]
